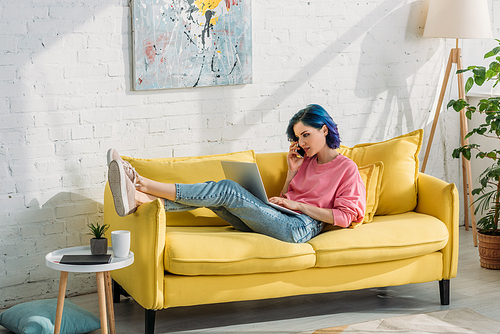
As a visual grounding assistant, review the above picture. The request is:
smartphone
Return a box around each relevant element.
[296,145,305,158]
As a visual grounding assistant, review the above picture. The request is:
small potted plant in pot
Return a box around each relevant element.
[448,39,500,269]
[87,221,110,255]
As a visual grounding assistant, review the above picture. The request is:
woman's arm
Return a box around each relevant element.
[269,197,334,224]
[298,203,335,224]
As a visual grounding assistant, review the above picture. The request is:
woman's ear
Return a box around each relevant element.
[322,125,328,136]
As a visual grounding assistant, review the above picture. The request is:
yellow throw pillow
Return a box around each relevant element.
[123,150,256,226]
[339,130,423,215]
[351,161,384,227]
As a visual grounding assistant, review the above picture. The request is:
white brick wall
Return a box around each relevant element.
[0,0,498,308]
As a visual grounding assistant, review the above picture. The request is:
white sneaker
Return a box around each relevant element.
[107,148,143,185]
[108,159,137,217]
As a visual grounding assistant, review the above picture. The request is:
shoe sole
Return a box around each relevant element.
[108,160,129,217]
[107,148,114,166]
[107,149,140,185]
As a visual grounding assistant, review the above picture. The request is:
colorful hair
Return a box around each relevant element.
[286,104,341,149]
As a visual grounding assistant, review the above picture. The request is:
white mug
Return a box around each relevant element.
[111,230,130,258]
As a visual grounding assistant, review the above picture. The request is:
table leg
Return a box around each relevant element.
[104,271,116,334]
[54,271,68,334]
[96,272,108,334]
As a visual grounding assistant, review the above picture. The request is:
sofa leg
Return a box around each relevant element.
[112,280,121,303]
[145,309,156,334]
[112,279,130,303]
[439,279,450,305]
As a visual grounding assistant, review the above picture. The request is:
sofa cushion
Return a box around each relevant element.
[354,161,384,225]
[0,299,100,334]
[125,150,256,226]
[309,212,448,268]
[164,226,316,275]
[338,130,423,215]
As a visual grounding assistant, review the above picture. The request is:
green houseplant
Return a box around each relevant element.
[87,221,110,255]
[448,39,500,269]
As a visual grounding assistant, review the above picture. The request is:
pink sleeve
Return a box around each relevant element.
[332,170,366,228]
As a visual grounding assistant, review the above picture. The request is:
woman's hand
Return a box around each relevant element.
[287,141,304,173]
[269,196,302,212]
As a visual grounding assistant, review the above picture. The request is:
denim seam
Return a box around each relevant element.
[177,184,269,215]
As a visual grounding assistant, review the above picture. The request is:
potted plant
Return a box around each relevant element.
[448,39,500,269]
[87,221,110,255]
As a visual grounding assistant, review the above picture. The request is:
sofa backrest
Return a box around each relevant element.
[122,129,422,226]
[124,150,256,227]
[255,152,289,198]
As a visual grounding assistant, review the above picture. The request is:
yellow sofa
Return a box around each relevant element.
[104,130,459,334]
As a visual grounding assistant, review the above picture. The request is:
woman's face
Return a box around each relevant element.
[293,121,328,157]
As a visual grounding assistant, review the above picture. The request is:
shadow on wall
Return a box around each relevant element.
[1,192,103,309]
[2,0,113,296]
[355,1,439,141]
[245,0,438,145]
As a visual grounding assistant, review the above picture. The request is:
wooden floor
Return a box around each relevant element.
[2,227,499,333]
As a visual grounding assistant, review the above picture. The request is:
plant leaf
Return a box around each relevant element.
[465,77,474,93]
[486,69,496,79]
[463,148,471,160]
[485,46,500,58]
[466,109,472,120]
[450,99,468,112]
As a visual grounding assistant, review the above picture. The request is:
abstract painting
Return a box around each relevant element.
[132,0,252,90]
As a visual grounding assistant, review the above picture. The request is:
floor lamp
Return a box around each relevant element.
[421,0,492,246]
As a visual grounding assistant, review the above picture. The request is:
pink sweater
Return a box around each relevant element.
[285,154,366,227]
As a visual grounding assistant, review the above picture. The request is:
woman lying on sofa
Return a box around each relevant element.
[107,104,366,243]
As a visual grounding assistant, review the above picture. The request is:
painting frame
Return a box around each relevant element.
[132,0,253,90]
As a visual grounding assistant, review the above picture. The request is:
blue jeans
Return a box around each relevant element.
[163,179,325,243]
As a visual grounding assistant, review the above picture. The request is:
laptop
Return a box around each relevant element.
[221,161,300,216]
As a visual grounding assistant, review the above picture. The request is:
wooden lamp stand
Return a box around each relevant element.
[421,40,478,246]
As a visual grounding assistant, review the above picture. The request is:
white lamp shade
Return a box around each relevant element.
[424,0,493,39]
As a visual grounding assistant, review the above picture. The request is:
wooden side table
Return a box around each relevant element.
[45,246,134,334]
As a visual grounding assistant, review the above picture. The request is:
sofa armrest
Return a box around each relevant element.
[104,183,166,310]
[415,173,459,279]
